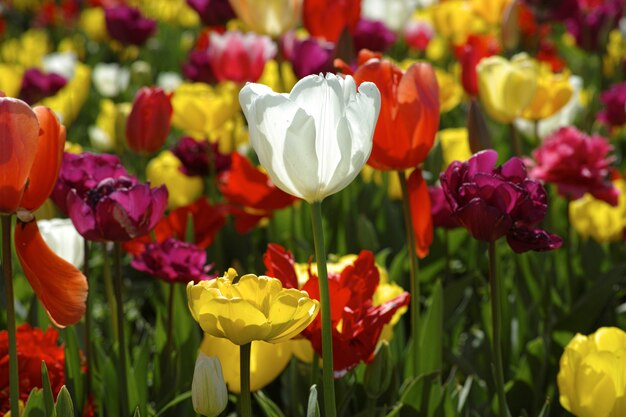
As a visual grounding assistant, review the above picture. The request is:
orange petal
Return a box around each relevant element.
[0,97,39,214]
[14,220,87,327]
[20,107,66,211]
[407,169,433,258]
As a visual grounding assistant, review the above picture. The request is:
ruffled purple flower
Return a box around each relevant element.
[170,136,231,177]
[52,152,130,214]
[440,150,562,253]
[353,19,396,53]
[429,186,460,229]
[598,81,626,128]
[66,176,168,242]
[131,238,216,283]
[186,0,235,27]
[19,68,67,105]
[104,5,156,46]
[282,33,335,79]
[182,49,217,84]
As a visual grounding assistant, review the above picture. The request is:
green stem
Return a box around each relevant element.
[397,171,420,376]
[487,242,511,417]
[510,123,522,157]
[113,242,129,416]
[366,397,377,417]
[83,239,93,402]
[239,342,252,417]
[565,200,574,305]
[310,202,337,417]
[165,282,175,357]
[2,215,19,417]
[102,243,118,337]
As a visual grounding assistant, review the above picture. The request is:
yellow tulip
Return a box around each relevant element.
[521,65,574,120]
[477,53,538,123]
[187,268,319,345]
[470,0,512,26]
[1,29,49,68]
[360,167,403,200]
[209,113,249,154]
[41,63,91,126]
[558,327,626,417]
[435,69,463,113]
[604,30,626,79]
[0,64,24,98]
[439,128,472,167]
[431,1,486,44]
[135,0,200,27]
[171,82,240,139]
[146,151,204,209]
[257,59,297,94]
[200,333,293,393]
[569,180,626,244]
[228,0,303,38]
[80,8,108,42]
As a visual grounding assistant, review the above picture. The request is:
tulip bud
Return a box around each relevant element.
[125,86,173,154]
[467,99,492,154]
[501,0,520,52]
[192,353,228,417]
[363,341,392,399]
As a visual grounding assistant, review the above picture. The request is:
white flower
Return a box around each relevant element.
[42,52,77,80]
[240,73,381,203]
[361,0,419,31]
[92,63,130,97]
[514,75,583,140]
[37,219,84,269]
[157,72,182,92]
[192,353,228,417]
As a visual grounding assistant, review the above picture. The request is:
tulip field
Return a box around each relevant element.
[2,1,626,416]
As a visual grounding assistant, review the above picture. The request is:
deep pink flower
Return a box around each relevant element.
[186,0,235,27]
[66,176,168,242]
[353,19,396,53]
[18,68,67,105]
[182,48,217,84]
[441,150,562,252]
[125,87,173,154]
[131,238,216,284]
[564,0,623,51]
[529,127,619,205]
[598,82,626,128]
[404,20,434,51]
[429,186,461,230]
[282,34,335,79]
[171,136,231,177]
[52,152,129,214]
[208,30,276,83]
[104,5,156,46]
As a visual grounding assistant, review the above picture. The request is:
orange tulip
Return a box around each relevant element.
[0,97,87,327]
[303,0,361,42]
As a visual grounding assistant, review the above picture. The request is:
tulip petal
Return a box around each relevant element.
[0,98,39,213]
[407,169,433,258]
[20,107,66,211]
[14,220,88,327]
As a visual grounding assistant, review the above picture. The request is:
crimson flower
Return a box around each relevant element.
[441,150,562,253]
[303,0,361,42]
[353,19,396,54]
[264,244,410,374]
[282,34,335,79]
[528,127,619,205]
[171,136,231,177]
[186,0,235,27]
[453,34,501,97]
[598,82,626,128]
[104,5,156,46]
[18,68,66,105]
[0,325,65,415]
[131,238,216,284]
[429,186,461,230]
[218,153,297,233]
[125,87,173,154]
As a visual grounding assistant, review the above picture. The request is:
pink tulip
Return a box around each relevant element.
[208,30,276,83]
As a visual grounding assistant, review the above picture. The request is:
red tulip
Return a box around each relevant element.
[453,34,500,97]
[125,86,173,154]
[0,98,87,326]
[303,0,361,42]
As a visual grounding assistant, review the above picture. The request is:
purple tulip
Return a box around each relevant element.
[440,150,562,253]
[52,152,130,214]
[564,0,623,51]
[353,19,396,54]
[170,136,231,177]
[429,186,460,230]
[19,68,67,105]
[182,49,217,84]
[66,176,168,242]
[186,0,235,27]
[131,238,216,284]
[104,5,157,46]
[598,82,626,128]
[285,36,335,79]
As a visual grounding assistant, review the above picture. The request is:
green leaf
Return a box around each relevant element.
[23,388,46,417]
[418,280,443,375]
[306,385,320,417]
[536,398,551,417]
[41,362,55,417]
[133,406,141,417]
[54,387,74,417]
[154,391,192,417]
[254,390,286,417]
[63,327,84,415]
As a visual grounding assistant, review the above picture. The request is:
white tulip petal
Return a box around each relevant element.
[323,117,355,197]
[282,110,319,201]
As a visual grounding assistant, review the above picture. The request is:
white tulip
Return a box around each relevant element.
[156,72,182,92]
[192,353,228,417]
[361,0,419,31]
[37,219,84,269]
[42,52,77,80]
[240,73,381,203]
[514,75,583,140]
[92,63,130,97]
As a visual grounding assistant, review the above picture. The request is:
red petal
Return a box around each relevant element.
[407,169,433,258]
[20,106,66,211]
[14,220,88,327]
[263,243,299,289]
[0,98,39,213]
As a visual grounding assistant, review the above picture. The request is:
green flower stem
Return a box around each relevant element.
[565,199,574,305]
[310,202,337,417]
[112,242,129,416]
[487,242,511,417]
[510,123,522,157]
[2,215,19,417]
[240,342,252,417]
[83,239,93,401]
[397,171,420,377]
[102,243,118,337]
[165,282,175,357]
